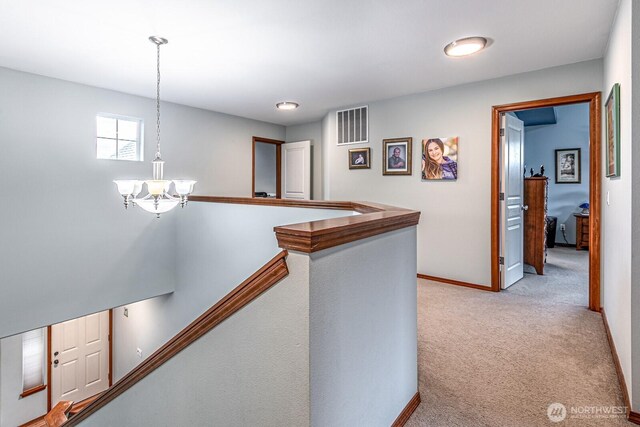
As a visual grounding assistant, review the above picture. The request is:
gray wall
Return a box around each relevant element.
[321,59,603,287]
[286,121,323,199]
[0,330,48,427]
[310,227,418,426]
[602,0,634,406]
[112,202,351,381]
[631,0,640,411]
[0,67,286,340]
[83,251,312,427]
[523,103,590,244]
[254,142,277,194]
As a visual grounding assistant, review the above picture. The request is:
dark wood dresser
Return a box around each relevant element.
[574,214,590,250]
[523,177,548,275]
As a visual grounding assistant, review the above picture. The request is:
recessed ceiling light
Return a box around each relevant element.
[444,37,488,57]
[276,101,299,110]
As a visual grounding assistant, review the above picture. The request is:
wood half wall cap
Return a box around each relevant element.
[189,196,421,253]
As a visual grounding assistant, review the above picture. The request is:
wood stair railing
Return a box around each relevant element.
[63,250,289,426]
[44,401,73,427]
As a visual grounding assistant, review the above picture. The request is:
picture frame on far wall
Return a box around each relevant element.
[348,147,370,169]
[606,83,621,177]
[383,137,412,175]
[555,148,581,184]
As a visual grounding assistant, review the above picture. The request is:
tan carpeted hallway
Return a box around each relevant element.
[407,247,632,426]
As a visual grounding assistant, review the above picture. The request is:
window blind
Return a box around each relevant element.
[22,328,45,391]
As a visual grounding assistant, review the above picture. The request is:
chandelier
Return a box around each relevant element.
[114,36,196,218]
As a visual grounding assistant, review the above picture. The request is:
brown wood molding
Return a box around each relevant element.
[189,196,420,253]
[417,274,493,292]
[64,250,290,426]
[391,392,421,426]
[601,308,636,422]
[629,411,640,425]
[491,92,602,311]
[252,136,284,199]
[20,384,47,399]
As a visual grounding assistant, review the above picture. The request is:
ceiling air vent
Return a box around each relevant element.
[336,106,368,145]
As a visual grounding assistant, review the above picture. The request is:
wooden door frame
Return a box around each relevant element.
[47,309,113,411]
[252,136,284,199]
[491,92,601,312]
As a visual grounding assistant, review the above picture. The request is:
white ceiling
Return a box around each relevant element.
[0,0,618,126]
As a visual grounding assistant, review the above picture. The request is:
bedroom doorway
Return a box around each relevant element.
[491,92,602,311]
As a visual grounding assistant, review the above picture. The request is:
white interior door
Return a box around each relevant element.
[51,311,110,406]
[500,113,525,289]
[282,140,311,200]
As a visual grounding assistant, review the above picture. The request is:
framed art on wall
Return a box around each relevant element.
[605,83,620,177]
[555,148,581,184]
[383,138,412,175]
[348,147,370,169]
[421,137,458,180]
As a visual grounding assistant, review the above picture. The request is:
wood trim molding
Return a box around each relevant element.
[189,196,420,253]
[490,92,601,311]
[45,401,73,427]
[391,392,421,426]
[601,308,640,424]
[252,136,284,199]
[20,384,46,399]
[64,250,289,426]
[417,274,493,292]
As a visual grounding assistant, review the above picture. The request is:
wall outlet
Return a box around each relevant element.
[137,348,142,358]
[560,223,566,231]
[123,307,128,317]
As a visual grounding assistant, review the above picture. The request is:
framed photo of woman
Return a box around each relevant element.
[422,137,458,180]
[383,138,412,175]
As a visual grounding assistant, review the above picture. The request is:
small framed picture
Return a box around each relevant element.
[555,148,581,184]
[383,138,412,175]
[606,83,620,177]
[422,137,458,180]
[348,147,370,169]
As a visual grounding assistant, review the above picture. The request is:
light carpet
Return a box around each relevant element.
[407,247,631,426]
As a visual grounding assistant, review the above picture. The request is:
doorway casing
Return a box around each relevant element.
[252,136,284,199]
[491,92,601,311]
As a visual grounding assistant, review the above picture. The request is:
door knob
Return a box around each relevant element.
[53,359,59,366]
[54,351,59,357]
[521,205,529,211]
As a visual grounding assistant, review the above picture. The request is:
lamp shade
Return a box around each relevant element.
[114,180,137,196]
[173,180,197,196]
[146,180,171,196]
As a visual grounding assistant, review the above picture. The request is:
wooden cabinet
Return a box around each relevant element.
[523,177,548,275]
[575,214,589,250]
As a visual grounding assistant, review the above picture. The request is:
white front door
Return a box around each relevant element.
[282,140,311,200]
[51,311,110,406]
[501,113,525,289]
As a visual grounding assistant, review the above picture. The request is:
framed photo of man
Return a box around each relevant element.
[555,148,581,184]
[383,137,412,175]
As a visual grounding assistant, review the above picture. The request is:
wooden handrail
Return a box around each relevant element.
[189,196,421,253]
[64,250,289,426]
[45,401,72,427]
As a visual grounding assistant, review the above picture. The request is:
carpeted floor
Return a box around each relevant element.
[407,247,632,426]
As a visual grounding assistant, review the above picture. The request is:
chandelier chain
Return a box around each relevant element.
[156,42,161,159]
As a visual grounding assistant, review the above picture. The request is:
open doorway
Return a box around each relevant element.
[491,92,601,311]
[252,136,284,199]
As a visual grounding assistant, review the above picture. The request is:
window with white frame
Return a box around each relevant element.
[96,114,144,161]
[22,328,45,393]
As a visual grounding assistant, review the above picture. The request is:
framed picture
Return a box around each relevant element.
[383,138,412,175]
[606,83,620,177]
[421,137,458,180]
[348,147,370,169]
[555,148,581,184]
